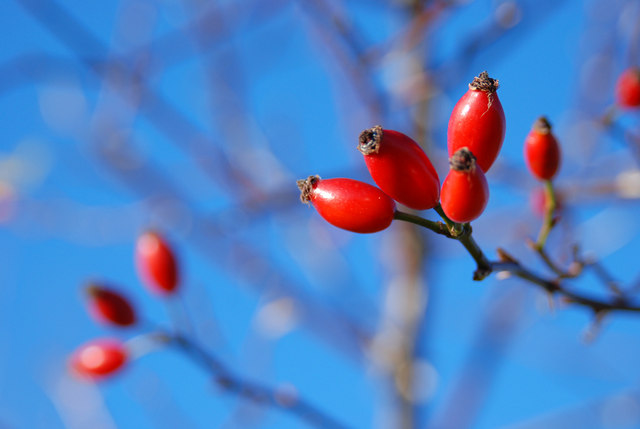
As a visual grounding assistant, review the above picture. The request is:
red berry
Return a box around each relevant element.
[86,283,136,327]
[615,67,640,108]
[447,71,506,172]
[440,148,489,223]
[70,339,127,379]
[297,176,396,233]
[135,231,179,295]
[358,126,440,210]
[524,117,561,181]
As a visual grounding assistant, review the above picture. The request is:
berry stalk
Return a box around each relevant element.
[535,180,557,249]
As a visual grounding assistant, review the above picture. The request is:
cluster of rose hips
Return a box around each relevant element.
[70,231,179,379]
[298,71,563,235]
[69,67,640,378]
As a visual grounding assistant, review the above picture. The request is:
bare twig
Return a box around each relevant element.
[138,332,351,429]
[535,180,557,249]
[394,212,640,314]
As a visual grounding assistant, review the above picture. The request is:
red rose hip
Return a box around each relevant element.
[447,71,506,172]
[615,67,640,108]
[524,116,561,181]
[71,339,127,379]
[86,283,136,327]
[440,148,489,223]
[135,231,179,295]
[297,176,396,233]
[358,126,440,210]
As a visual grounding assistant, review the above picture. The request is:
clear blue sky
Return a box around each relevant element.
[1,1,640,428]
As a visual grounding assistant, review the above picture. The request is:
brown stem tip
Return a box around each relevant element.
[86,284,101,297]
[497,247,518,264]
[449,147,477,172]
[533,116,552,134]
[358,125,383,155]
[296,175,320,204]
[469,71,499,92]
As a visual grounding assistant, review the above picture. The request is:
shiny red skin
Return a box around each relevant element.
[524,128,560,180]
[362,130,440,210]
[448,89,506,172]
[615,67,640,108]
[135,231,179,295]
[440,166,489,223]
[309,178,396,233]
[87,285,136,327]
[71,339,127,379]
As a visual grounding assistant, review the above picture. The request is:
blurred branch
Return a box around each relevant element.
[602,114,640,167]
[0,54,99,95]
[428,287,526,429]
[362,0,451,65]
[14,0,265,198]
[13,0,374,358]
[92,131,372,359]
[143,331,351,429]
[432,0,569,91]
[298,0,386,121]
[501,388,640,429]
[121,0,289,76]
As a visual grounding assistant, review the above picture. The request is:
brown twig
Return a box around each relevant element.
[298,0,386,121]
[139,332,351,429]
[361,0,451,65]
[529,240,624,298]
[394,212,640,314]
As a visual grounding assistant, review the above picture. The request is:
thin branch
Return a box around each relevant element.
[527,238,583,281]
[298,0,386,121]
[393,210,450,237]
[491,258,637,313]
[535,179,557,249]
[530,241,623,297]
[432,203,460,236]
[94,135,372,359]
[362,0,451,65]
[394,212,640,314]
[583,257,623,296]
[140,332,351,429]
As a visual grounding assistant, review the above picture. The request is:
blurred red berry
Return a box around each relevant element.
[524,117,561,181]
[86,283,136,327]
[615,67,640,108]
[358,126,440,210]
[448,71,506,173]
[135,231,179,295]
[440,148,489,223]
[297,175,396,233]
[70,339,127,379]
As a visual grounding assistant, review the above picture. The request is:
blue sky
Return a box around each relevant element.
[2,0,640,428]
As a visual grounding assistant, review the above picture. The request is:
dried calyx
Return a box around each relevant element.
[86,283,102,297]
[449,147,478,172]
[469,71,499,93]
[297,175,320,203]
[533,116,552,134]
[358,125,383,155]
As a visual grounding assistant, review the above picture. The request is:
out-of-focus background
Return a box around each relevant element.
[2,0,640,428]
